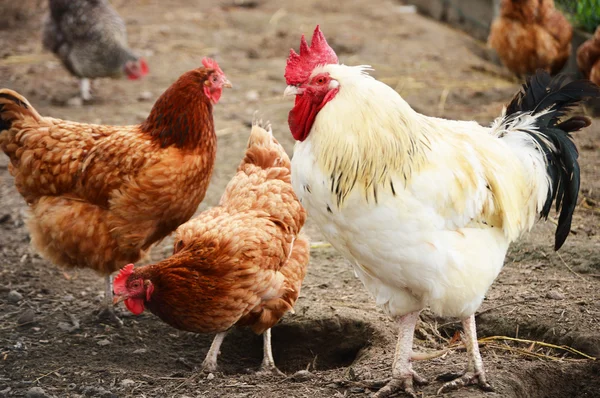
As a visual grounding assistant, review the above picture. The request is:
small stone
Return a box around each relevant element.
[245,90,259,102]
[8,290,23,303]
[349,386,365,393]
[138,91,153,101]
[81,386,116,398]
[133,348,147,354]
[97,339,111,346]
[206,373,215,380]
[26,387,49,398]
[135,111,148,122]
[17,309,35,325]
[63,294,75,302]
[120,379,135,387]
[66,97,83,107]
[546,290,565,300]
[291,370,313,382]
[58,322,72,332]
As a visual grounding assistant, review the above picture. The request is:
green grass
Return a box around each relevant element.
[556,0,600,33]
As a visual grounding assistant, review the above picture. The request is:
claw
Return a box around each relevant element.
[369,372,428,398]
[436,371,494,395]
[97,306,123,327]
[200,359,218,374]
[256,364,285,377]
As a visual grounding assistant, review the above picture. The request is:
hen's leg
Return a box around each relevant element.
[98,275,123,326]
[80,78,92,101]
[437,315,493,394]
[373,311,427,398]
[257,328,285,376]
[201,331,228,373]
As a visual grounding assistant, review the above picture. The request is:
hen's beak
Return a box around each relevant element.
[222,78,232,89]
[284,85,303,97]
[113,295,125,306]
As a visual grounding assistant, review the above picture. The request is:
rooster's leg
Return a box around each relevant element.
[80,78,92,101]
[201,331,228,373]
[97,275,123,327]
[437,315,493,394]
[373,311,427,398]
[257,328,284,376]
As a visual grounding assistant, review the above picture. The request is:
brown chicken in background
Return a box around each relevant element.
[43,0,149,101]
[0,58,231,325]
[113,120,309,374]
[577,26,600,85]
[488,0,573,77]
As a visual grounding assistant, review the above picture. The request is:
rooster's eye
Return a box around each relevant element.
[316,77,325,85]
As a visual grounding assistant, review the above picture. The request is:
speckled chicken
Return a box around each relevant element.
[113,120,309,374]
[577,26,600,85]
[488,0,572,77]
[42,0,149,100]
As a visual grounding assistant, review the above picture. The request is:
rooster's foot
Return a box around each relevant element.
[96,306,123,327]
[369,371,428,398]
[436,371,493,394]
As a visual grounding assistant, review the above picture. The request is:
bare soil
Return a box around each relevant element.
[1,1,599,397]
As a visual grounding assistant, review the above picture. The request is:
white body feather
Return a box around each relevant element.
[291,65,550,319]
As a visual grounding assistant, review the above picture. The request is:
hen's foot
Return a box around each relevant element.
[96,306,123,327]
[255,363,285,377]
[370,371,428,398]
[199,359,218,375]
[436,371,493,394]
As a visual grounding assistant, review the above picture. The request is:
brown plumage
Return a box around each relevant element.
[113,120,309,373]
[0,60,230,323]
[577,27,600,85]
[488,0,573,76]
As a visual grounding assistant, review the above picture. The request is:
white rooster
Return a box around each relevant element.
[284,26,599,397]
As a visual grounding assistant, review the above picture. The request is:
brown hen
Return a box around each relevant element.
[113,120,309,374]
[0,58,231,324]
[577,26,600,85]
[488,0,573,77]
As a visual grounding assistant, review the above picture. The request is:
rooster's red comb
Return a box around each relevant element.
[202,57,224,75]
[285,25,338,85]
[113,263,135,294]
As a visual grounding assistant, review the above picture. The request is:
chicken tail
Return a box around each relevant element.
[240,114,290,170]
[0,89,42,132]
[491,70,600,250]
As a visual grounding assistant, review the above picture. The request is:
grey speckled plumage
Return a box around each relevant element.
[42,0,139,79]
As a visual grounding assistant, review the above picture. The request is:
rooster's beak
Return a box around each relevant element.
[113,295,125,306]
[284,85,303,97]
[223,78,232,89]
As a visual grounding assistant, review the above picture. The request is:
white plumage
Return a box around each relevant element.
[288,58,594,396]
[292,64,550,318]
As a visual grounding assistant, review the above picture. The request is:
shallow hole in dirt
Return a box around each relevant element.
[214,316,375,374]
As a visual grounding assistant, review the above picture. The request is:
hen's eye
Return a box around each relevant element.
[316,77,325,84]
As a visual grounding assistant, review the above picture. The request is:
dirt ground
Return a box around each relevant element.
[1,0,600,397]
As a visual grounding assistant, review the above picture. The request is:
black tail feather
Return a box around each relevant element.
[505,70,600,250]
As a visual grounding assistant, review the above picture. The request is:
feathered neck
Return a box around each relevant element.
[305,65,432,206]
[141,69,215,150]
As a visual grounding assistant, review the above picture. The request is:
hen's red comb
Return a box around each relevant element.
[113,263,135,294]
[202,57,224,75]
[285,25,338,86]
